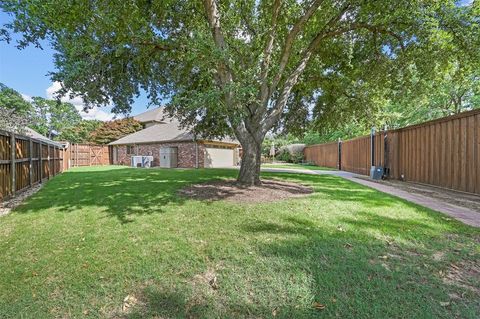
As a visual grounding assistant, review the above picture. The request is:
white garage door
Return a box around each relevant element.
[204,147,234,168]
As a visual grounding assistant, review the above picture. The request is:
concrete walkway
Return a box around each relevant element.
[261,167,480,228]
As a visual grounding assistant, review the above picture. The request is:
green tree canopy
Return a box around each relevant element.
[30,97,82,139]
[0,83,33,133]
[89,118,143,145]
[57,119,103,143]
[0,82,33,114]
[2,0,478,184]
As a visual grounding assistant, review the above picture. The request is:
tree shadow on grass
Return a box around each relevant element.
[262,172,397,209]
[117,213,477,318]
[16,168,418,225]
[236,215,478,318]
[15,167,239,224]
[16,167,388,225]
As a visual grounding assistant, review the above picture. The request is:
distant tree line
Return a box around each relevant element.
[0,83,142,144]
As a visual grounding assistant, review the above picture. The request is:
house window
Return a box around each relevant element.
[126,145,135,155]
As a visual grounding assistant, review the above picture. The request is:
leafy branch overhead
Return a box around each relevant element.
[1,0,478,184]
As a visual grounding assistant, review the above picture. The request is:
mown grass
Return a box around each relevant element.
[262,162,334,170]
[0,166,478,318]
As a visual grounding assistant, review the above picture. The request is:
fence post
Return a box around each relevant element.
[370,127,375,167]
[338,138,342,170]
[10,133,16,195]
[39,141,43,183]
[47,144,50,179]
[383,130,389,178]
[29,138,33,187]
[52,146,56,176]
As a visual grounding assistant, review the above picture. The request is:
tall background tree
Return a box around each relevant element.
[2,0,478,184]
[30,97,83,139]
[0,82,33,114]
[0,83,104,142]
[0,83,33,133]
[58,120,103,143]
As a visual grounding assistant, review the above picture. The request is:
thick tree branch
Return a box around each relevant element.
[202,0,234,103]
[132,40,178,51]
[264,3,351,130]
[269,0,326,96]
[258,0,281,106]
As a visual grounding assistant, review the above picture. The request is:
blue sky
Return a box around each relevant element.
[0,11,150,120]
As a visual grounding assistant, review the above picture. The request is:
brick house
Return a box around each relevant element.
[109,108,240,168]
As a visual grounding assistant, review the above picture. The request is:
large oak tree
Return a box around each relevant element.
[1,0,477,184]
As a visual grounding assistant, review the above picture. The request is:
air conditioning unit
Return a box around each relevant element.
[131,156,154,168]
[131,156,143,167]
[142,156,154,168]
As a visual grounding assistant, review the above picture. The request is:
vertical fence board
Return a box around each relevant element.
[476,114,480,194]
[438,122,445,188]
[466,116,475,193]
[428,125,435,184]
[445,121,451,190]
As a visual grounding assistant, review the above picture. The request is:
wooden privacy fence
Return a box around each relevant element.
[0,130,64,201]
[340,132,386,176]
[303,141,339,169]
[64,144,111,167]
[304,109,480,195]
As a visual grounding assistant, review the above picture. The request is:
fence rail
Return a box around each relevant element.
[0,130,64,201]
[305,109,480,195]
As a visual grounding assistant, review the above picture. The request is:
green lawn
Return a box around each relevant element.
[262,162,334,170]
[0,166,478,318]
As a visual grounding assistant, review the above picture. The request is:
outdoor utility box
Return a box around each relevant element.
[131,156,143,168]
[131,155,154,168]
[142,156,154,168]
[160,147,178,168]
[370,166,383,180]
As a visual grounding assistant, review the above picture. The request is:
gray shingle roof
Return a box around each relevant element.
[25,127,63,147]
[111,107,239,146]
[133,107,170,123]
[109,122,194,145]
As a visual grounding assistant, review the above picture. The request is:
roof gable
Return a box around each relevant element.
[133,107,172,124]
[109,122,193,145]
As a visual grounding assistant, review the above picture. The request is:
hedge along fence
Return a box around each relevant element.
[305,108,480,195]
[0,130,64,202]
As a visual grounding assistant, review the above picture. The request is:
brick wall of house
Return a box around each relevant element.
[113,141,206,168]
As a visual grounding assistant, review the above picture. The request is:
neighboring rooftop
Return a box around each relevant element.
[111,107,239,146]
[24,127,63,147]
[109,122,193,145]
[133,107,172,124]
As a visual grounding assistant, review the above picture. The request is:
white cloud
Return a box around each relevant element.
[21,93,33,102]
[46,82,116,121]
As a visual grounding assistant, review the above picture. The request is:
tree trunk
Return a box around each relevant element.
[237,137,262,186]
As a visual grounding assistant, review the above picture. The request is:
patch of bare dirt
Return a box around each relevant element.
[122,294,144,314]
[440,260,480,294]
[0,184,43,217]
[356,177,480,213]
[178,179,313,203]
[192,268,219,291]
